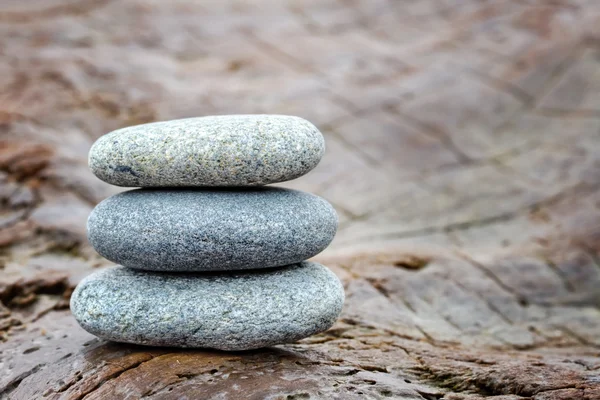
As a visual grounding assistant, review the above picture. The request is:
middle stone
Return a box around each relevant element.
[87,187,338,272]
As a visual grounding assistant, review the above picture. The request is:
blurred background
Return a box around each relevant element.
[3,2,600,395]
[1,0,600,258]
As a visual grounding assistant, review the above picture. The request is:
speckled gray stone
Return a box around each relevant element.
[70,262,344,350]
[87,187,337,271]
[88,114,325,187]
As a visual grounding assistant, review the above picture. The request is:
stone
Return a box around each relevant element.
[87,187,338,272]
[88,114,325,187]
[70,262,345,350]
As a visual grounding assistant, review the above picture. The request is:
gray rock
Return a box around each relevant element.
[88,114,325,187]
[70,262,345,350]
[87,187,337,271]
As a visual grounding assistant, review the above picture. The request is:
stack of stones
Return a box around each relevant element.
[70,115,344,351]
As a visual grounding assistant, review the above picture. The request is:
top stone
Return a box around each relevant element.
[88,115,325,187]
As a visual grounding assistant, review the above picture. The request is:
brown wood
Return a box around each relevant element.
[1,0,600,398]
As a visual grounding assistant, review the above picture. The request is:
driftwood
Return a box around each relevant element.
[1,0,600,398]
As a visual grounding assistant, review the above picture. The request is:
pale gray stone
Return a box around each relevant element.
[87,187,338,272]
[88,114,325,187]
[70,262,345,350]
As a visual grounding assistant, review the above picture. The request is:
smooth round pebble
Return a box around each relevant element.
[87,187,338,272]
[70,262,344,350]
[88,114,325,187]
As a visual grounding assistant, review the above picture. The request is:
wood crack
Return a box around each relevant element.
[342,181,600,244]
[455,251,525,305]
[448,276,515,325]
[72,354,159,400]
[0,363,46,397]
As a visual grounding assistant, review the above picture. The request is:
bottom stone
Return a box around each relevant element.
[70,262,344,350]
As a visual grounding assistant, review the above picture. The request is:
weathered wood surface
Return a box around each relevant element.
[1,0,600,398]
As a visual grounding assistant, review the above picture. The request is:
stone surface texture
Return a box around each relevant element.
[1,1,600,399]
[89,114,325,187]
[87,187,337,271]
[71,263,344,350]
